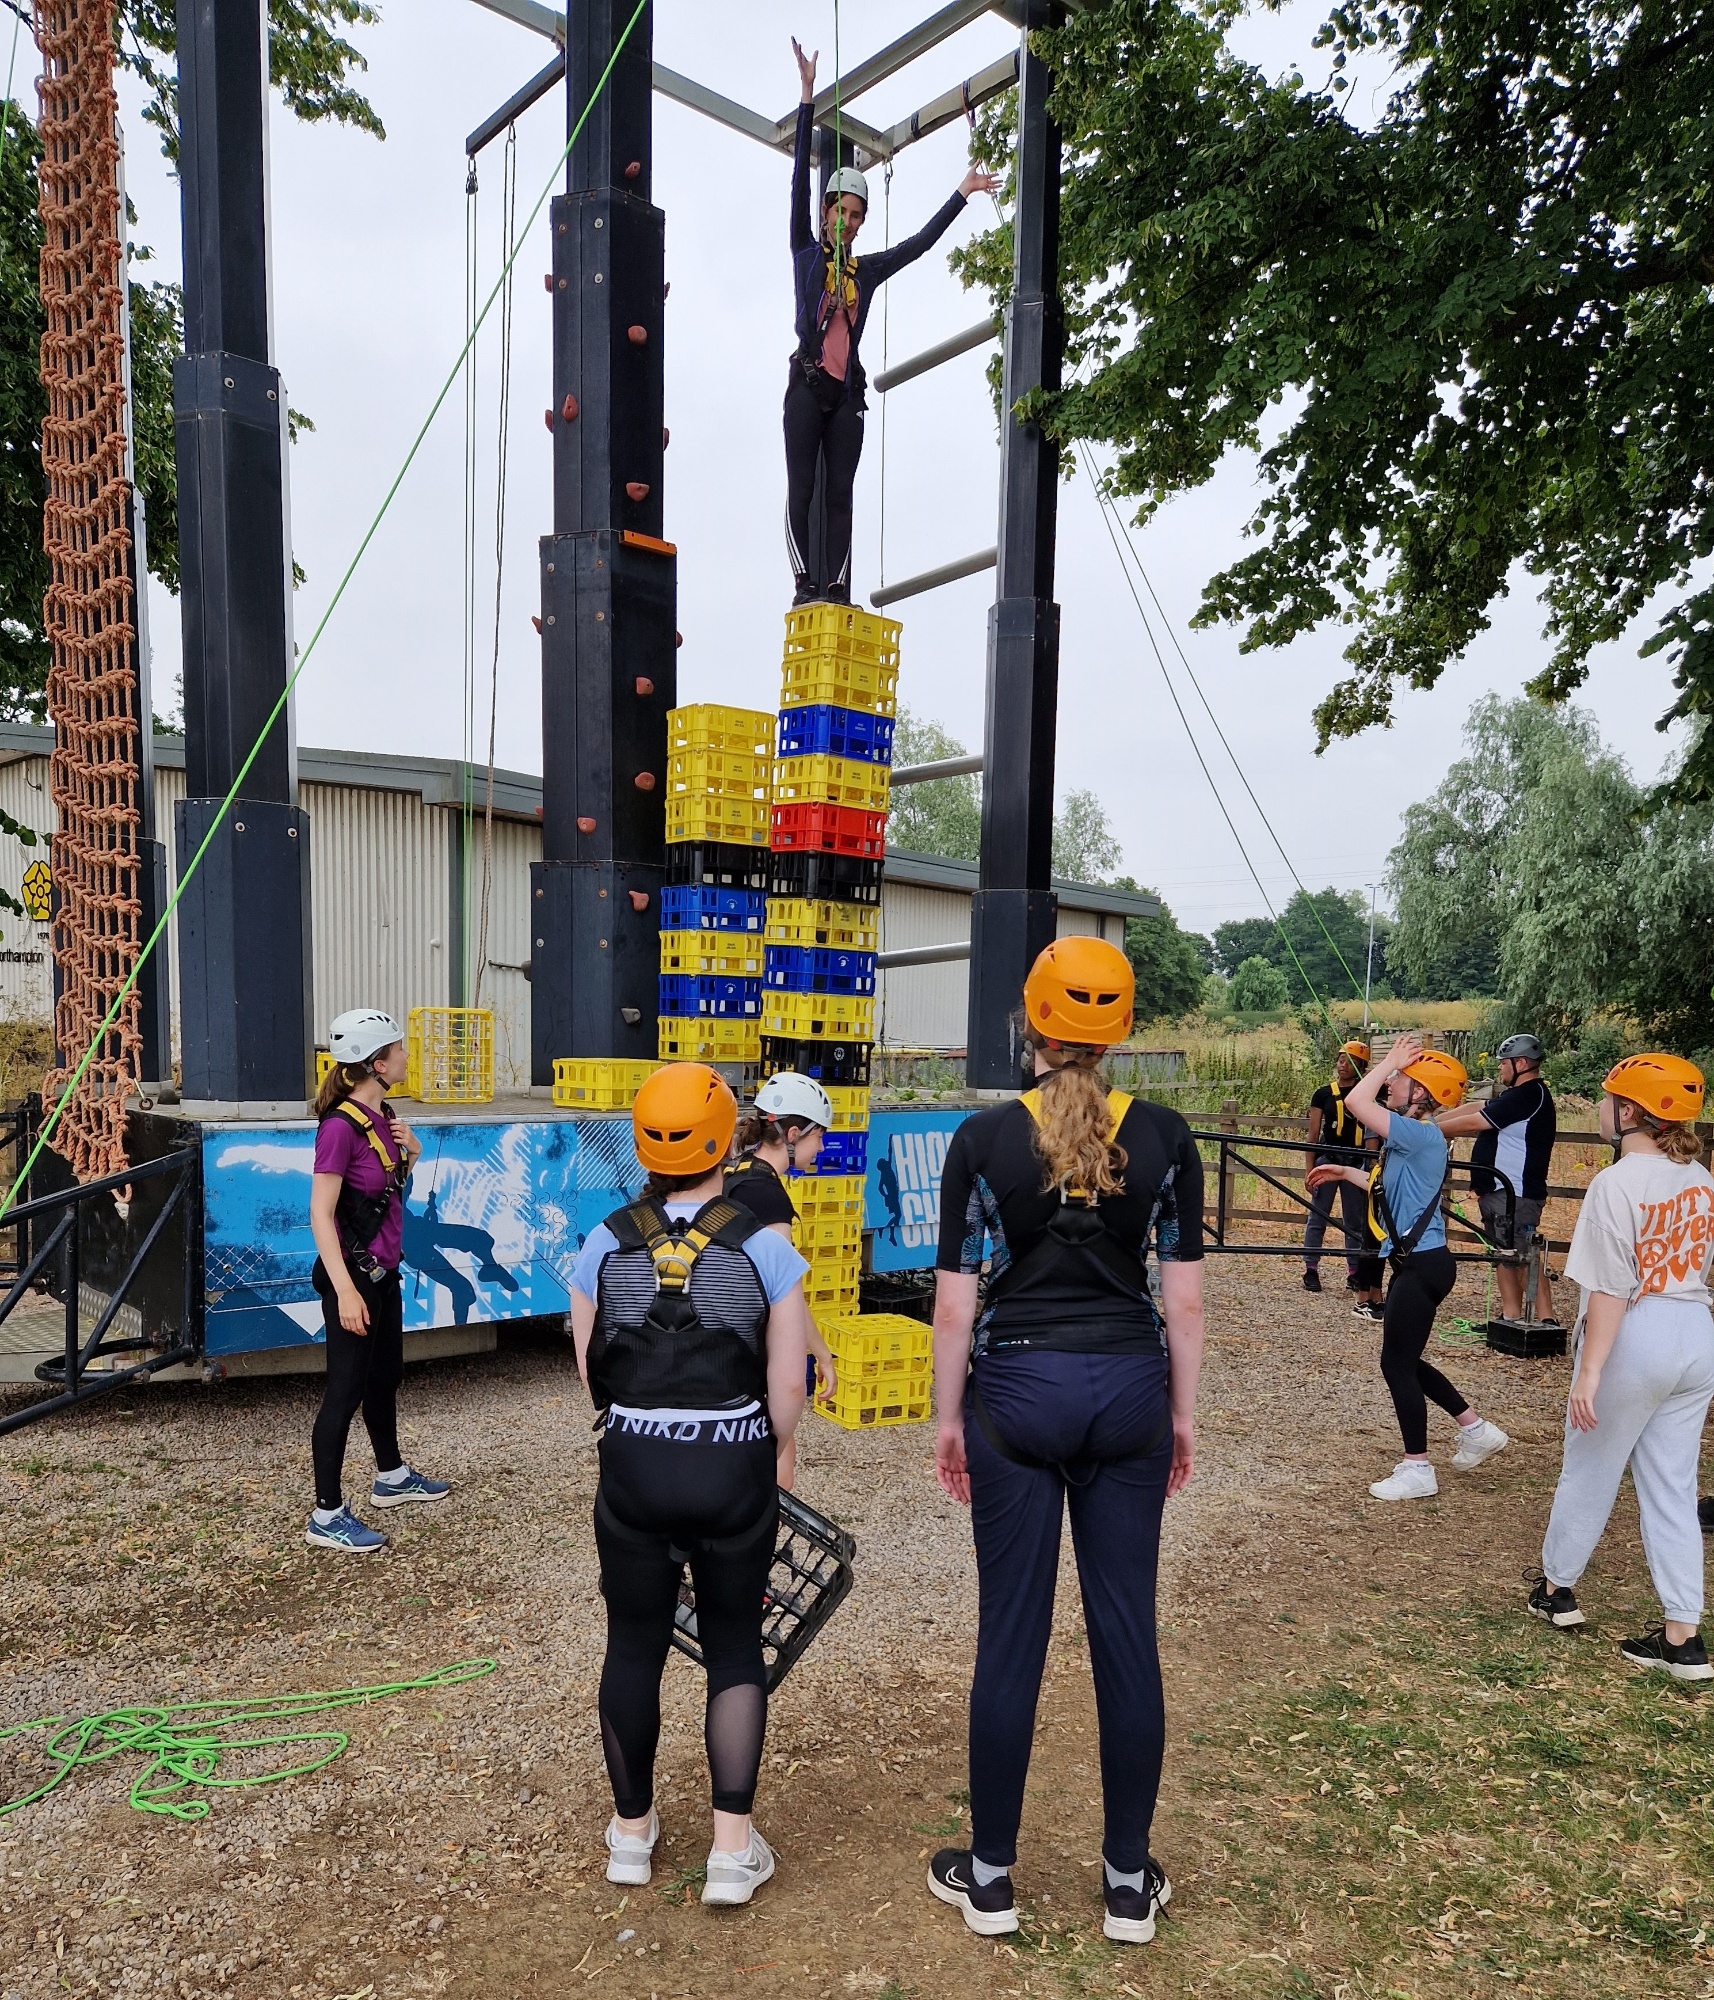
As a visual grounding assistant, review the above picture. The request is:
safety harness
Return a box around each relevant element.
[586,1195,770,1413]
[327,1098,408,1284]
[1367,1143,1450,1268]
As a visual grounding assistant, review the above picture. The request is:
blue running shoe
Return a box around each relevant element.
[305,1505,387,1553]
[371,1466,452,1509]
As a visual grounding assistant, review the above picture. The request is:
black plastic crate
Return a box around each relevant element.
[1485,1317,1568,1359]
[665,839,773,891]
[760,1035,872,1085]
[769,850,884,906]
[673,1490,856,1690]
[860,1270,935,1323]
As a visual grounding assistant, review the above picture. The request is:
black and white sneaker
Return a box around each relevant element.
[1525,1571,1585,1629]
[1103,1859,1172,1944]
[1619,1626,1713,1682]
[926,1849,1019,1936]
[1302,1268,1322,1294]
[1352,1302,1385,1323]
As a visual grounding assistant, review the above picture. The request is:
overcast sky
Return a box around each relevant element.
[77,0,1689,938]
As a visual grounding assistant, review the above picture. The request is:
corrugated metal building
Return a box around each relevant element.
[0,725,1157,1071]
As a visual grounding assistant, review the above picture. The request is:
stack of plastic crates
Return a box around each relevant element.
[765,606,898,1301]
[813,1311,931,1429]
[406,1007,495,1103]
[660,704,774,1068]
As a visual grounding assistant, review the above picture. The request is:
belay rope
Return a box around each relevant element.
[0,1659,495,1821]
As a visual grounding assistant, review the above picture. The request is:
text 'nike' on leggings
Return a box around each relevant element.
[310,1264,404,1511]
[965,1346,1172,1876]
[783,368,864,590]
[594,1418,778,1819]
[1378,1245,1467,1454]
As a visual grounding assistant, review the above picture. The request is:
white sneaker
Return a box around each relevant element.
[1451,1417,1509,1470]
[701,1829,775,1906]
[1369,1459,1438,1501]
[604,1809,658,1885]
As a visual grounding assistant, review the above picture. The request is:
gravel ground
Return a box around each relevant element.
[0,1257,1604,1998]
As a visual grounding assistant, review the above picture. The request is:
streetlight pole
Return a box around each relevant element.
[1362,883,1378,1033]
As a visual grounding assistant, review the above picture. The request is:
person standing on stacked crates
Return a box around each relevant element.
[923,938,1205,1948]
[784,39,998,606]
[568,1064,810,1908]
[727,1071,842,1468]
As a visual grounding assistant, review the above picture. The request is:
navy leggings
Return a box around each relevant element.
[965,1347,1173,1874]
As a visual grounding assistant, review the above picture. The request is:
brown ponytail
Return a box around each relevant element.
[314,1062,367,1120]
[1028,1045,1127,1199]
[1656,1119,1705,1165]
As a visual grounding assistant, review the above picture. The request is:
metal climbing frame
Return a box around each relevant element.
[34,0,148,1179]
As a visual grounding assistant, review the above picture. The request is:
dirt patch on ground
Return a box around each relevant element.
[2,1260,1711,2000]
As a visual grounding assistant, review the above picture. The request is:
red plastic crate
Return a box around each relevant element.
[770,800,886,857]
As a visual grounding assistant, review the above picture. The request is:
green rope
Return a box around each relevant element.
[0,1659,495,1821]
[0,0,648,1218]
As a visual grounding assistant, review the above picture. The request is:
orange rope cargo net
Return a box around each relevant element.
[34,0,144,1180]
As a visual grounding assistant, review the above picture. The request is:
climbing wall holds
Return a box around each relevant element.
[628,890,651,912]
[543,408,554,431]
[625,481,651,501]
[562,393,580,422]
[627,324,648,345]
[624,160,642,180]
[633,772,657,792]
[576,816,597,835]
[634,676,655,697]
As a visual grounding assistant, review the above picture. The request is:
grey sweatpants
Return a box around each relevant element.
[1541,1294,1714,1624]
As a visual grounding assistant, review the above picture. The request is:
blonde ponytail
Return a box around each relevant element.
[1029,1048,1127,1199]
[1657,1120,1705,1165]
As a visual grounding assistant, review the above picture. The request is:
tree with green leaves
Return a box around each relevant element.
[1388,695,1714,1049]
[1230,954,1290,1013]
[0,2,379,719]
[954,0,1714,794]
[1212,888,1381,1000]
[1112,878,1206,1021]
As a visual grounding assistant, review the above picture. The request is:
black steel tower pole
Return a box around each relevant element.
[531,0,676,1078]
[966,8,1062,1088]
[171,0,312,1107]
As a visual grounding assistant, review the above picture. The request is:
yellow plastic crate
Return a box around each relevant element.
[777,650,900,720]
[818,1372,930,1430]
[764,898,880,953]
[657,1016,761,1063]
[762,990,876,1041]
[315,1050,335,1086]
[782,604,902,669]
[665,793,771,846]
[818,1312,931,1375]
[659,932,765,978]
[772,753,890,814]
[806,1269,860,1312]
[789,1174,865,1220]
[822,1083,871,1131]
[797,1212,863,1252]
[668,702,775,759]
[406,1007,494,1104]
[667,746,771,800]
[552,1057,663,1109]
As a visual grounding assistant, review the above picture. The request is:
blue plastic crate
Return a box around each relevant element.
[764,944,878,996]
[657,974,762,1018]
[815,1129,869,1176]
[659,884,767,932]
[776,703,896,765]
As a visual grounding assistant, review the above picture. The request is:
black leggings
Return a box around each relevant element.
[594,1417,778,1819]
[310,1265,405,1510]
[783,368,863,591]
[1379,1247,1468,1454]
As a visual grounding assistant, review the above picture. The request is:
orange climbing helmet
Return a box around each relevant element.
[632,1062,737,1176]
[1339,1039,1371,1070]
[1402,1047,1467,1109]
[1022,936,1135,1048]
[1602,1053,1705,1125]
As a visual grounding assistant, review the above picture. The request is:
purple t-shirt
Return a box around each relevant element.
[314,1103,405,1272]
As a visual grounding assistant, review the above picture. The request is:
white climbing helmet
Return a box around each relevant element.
[327,1008,405,1067]
[824,165,869,206]
[755,1071,833,1133]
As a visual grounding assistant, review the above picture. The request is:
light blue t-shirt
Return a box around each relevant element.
[570,1200,808,1304]
[1376,1113,1449,1256]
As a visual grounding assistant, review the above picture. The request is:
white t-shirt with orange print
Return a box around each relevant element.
[1564,1152,1714,1308]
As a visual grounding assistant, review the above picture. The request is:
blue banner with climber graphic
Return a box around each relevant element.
[200,1117,646,1355]
[864,1108,972,1271]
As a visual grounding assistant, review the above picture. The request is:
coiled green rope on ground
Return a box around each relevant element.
[0,1658,495,1821]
